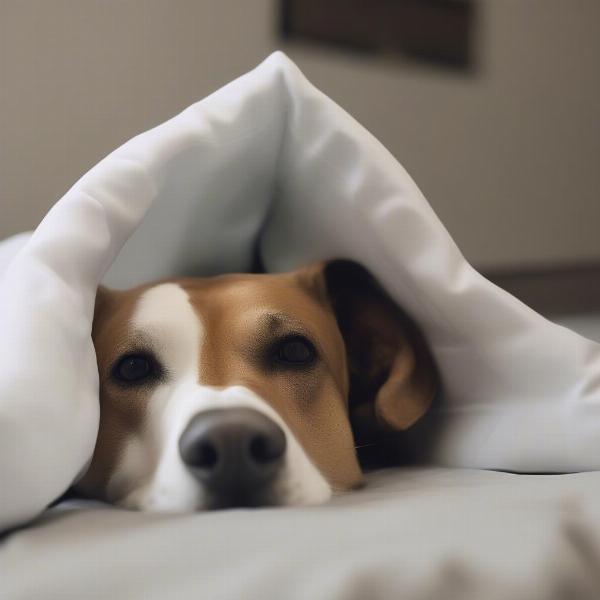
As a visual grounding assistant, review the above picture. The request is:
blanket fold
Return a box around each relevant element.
[1,52,599,531]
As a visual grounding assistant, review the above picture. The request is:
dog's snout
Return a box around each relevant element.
[178,408,286,500]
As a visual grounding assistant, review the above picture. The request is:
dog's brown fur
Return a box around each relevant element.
[77,260,438,504]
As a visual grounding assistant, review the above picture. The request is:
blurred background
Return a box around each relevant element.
[1,0,599,321]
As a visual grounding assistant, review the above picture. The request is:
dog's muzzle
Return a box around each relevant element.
[178,407,287,507]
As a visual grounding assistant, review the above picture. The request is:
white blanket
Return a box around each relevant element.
[1,52,599,532]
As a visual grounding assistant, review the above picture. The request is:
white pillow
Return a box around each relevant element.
[1,52,599,531]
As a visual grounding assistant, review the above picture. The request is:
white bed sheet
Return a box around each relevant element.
[2,468,600,600]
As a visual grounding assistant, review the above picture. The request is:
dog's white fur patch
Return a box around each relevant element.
[107,283,331,511]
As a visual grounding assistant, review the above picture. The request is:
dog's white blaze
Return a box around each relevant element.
[109,283,331,511]
[107,283,204,511]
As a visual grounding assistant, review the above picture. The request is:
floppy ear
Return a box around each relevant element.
[320,260,438,436]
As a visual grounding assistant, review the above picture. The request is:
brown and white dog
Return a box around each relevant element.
[75,260,438,511]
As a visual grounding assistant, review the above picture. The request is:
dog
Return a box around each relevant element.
[74,260,438,511]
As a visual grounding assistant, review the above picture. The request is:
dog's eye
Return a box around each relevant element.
[273,335,317,367]
[113,354,153,383]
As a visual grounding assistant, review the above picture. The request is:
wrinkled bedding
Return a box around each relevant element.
[2,468,600,600]
[1,50,600,600]
[2,51,600,532]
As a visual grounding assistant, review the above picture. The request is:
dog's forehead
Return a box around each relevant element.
[98,272,337,355]
[170,272,333,329]
[178,272,323,308]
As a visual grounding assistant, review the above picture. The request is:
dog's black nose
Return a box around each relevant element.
[179,408,286,499]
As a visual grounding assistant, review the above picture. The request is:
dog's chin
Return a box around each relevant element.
[113,481,333,513]
[114,494,327,513]
[205,491,282,511]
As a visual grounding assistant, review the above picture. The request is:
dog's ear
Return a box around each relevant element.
[304,260,438,434]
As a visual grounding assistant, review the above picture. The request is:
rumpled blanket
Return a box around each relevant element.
[1,52,599,532]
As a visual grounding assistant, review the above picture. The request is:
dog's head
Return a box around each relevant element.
[75,260,438,511]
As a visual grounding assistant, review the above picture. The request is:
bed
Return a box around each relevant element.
[3,468,600,600]
[1,52,599,599]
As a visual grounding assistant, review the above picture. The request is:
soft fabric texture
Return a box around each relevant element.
[2,468,600,600]
[1,51,599,532]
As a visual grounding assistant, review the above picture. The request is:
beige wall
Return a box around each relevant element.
[1,0,599,270]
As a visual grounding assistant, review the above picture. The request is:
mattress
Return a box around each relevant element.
[2,468,600,600]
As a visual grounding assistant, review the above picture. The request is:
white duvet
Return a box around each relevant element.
[1,52,599,533]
